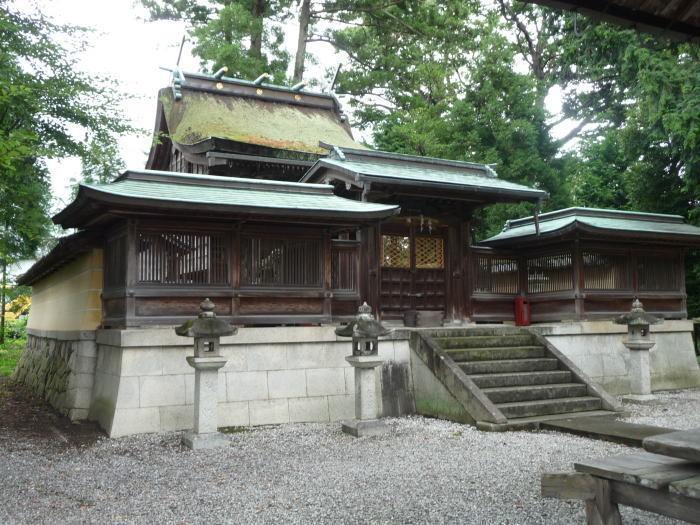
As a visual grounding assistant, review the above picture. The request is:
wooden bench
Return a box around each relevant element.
[541,428,700,524]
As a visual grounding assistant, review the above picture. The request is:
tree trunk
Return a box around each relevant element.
[293,0,312,83]
[250,0,266,60]
[0,259,6,345]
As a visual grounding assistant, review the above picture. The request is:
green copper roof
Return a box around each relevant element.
[160,87,365,155]
[481,207,700,245]
[301,147,547,201]
[53,170,399,228]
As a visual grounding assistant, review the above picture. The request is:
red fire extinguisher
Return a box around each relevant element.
[514,294,531,326]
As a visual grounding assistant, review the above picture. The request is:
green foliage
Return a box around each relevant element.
[142,0,293,82]
[563,22,700,315]
[331,2,573,238]
[0,3,133,263]
[0,319,26,376]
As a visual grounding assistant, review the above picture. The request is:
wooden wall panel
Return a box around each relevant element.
[136,297,232,317]
[239,297,323,315]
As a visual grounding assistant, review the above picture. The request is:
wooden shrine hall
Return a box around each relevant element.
[19,70,700,327]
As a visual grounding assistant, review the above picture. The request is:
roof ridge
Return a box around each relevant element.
[328,146,497,176]
[111,169,333,195]
[179,70,336,100]
[506,206,685,228]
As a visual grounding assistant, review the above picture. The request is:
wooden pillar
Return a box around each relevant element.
[679,248,687,318]
[370,224,381,318]
[231,225,241,319]
[358,222,382,318]
[125,219,137,327]
[447,222,462,323]
[323,229,332,322]
[573,238,584,320]
[462,219,472,322]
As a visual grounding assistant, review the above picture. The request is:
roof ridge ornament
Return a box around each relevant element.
[159,66,185,101]
[254,73,273,85]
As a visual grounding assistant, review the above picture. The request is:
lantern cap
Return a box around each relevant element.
[175,298,237,338]
[614,298,662,326]
[335,302,391,338]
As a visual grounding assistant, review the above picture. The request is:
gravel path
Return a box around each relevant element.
[621,388,700,429]
[1,389,697,524]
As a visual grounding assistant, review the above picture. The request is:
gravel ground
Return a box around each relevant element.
[621,388,700,429]
[1,389,698,524]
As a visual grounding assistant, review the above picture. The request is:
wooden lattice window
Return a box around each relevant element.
[381,235,410,268]
[473,254,519,294]
[415,237,444,269]
[137,231,229,285]
[241,237,322,287]
[331,243,359,292]
[583,251,629,290]
[527,252,573,294]
[637,254,681,291]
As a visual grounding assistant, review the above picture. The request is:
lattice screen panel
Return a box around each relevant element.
[583,252,629,290]
[527,252,573,293]
[415,236,444,269]
[381,235,410,268]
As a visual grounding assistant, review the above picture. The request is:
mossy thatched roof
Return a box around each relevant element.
[159,88,364,155]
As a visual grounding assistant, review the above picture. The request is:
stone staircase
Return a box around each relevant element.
[413,327,621,430]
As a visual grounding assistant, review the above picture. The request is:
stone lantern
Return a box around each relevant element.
[175,298,237,449]
[614,298,662,402]
[335,302,391,437]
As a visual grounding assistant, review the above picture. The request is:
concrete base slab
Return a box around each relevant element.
[342,419,388,437]
[622,394,658,404]
[181,431,230,450]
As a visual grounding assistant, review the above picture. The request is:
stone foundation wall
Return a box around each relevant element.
[13,330,97,420]
[90,326,415,437]
[533,320,700,394]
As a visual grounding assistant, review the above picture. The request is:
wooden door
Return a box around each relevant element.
[378,224,446,320]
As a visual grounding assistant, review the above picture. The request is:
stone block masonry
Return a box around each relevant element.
[89,326,415,437]
[532,320,700,394]
[14,329,97,421]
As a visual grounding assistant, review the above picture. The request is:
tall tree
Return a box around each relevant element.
[0,3,132,340]
[142,0,294,82]
[328,1,573,237]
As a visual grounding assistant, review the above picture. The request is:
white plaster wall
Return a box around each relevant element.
[92,326,412,437]
[533,320,700,394]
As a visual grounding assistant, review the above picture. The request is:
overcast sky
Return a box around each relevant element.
[32,0,564,211]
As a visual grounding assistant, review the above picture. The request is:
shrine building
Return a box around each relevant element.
[14,70,700,436]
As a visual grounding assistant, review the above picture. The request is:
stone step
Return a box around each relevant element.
[430,327,531,338]
[460,357,559,375]
[470,370,573,388]
[446,345,545,362]
[436,334,537,350]
[482,383,588,404]
[497,396,603,419]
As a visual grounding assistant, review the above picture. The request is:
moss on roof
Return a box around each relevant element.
[160,89,365,154]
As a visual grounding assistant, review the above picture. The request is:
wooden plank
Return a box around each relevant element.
[541,472,596,500]
[575,452,699,490]
[610,480,700,524]
[643,427,700,463]
[670,475,700,500]
[586,477,622,525]
[541,415,672,447]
